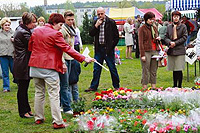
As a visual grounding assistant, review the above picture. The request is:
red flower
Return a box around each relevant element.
[149,125,155,132]
[160,109,165,112]
[97,123,105,128]
[101,91,107,94]
[107,90,113,94]
[63,119,67,122]
[119,87,125,90]
[126,89,132,92]
[134,121,138,126]
[143,110,148,113]
[136,115,142,119]
[142,119,147,125]
[176,125,181,132]
[95,92,101,96]
[106,115,110,119]
[92,117,97,121]
[87,120,94,130]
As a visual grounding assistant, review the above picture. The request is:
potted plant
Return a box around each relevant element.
[71,97,86,117]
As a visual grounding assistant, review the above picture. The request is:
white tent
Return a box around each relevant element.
[179,10,196,18]
[170,0,200,10]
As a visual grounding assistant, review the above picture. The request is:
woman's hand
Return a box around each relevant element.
[63,63,67,73]
[84,57,96,63]
[11,37,14,42]
[156,36,161,41]
[170,42,176,48]
[141,56,146,62]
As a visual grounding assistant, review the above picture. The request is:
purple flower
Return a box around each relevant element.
[192,127,198,131]
[116,95,122,99]
[183,125,190,132]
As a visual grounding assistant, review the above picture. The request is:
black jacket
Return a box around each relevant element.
[165,23,187,56]
[89,16,119,55]
[69,60,81,85]
[13,24,32,80]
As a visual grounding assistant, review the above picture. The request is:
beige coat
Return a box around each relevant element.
[124,23,134,46]
[60,24,75,60]
[0,29,14,57]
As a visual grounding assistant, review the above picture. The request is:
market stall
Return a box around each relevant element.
[106,7,144,46]
[170,0,200,10]
[139,8,163,20]
[106,7,144,25]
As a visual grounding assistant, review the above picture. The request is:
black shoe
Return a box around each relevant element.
[84,88,97,92]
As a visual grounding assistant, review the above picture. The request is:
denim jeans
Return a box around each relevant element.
[59,60,72,112]
[69,83,79,102]
[90,46,120,90]
[0,56,13,91]
[186,34,191,46]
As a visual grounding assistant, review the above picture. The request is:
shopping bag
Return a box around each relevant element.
[158,41,167,67]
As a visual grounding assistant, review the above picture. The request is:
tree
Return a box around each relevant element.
[0,10,5,18]
[65,0,75,12]
[118,0,132,8]
[32,6,49,21]
[19,3,29,14]
[1,3,29,17]
[155,4,165,15]
[80,12,93,44]
[162,11,171,22]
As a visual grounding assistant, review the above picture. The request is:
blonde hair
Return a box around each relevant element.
[126,17,133,24]
[37,16,45,24]
[0,17,11,27]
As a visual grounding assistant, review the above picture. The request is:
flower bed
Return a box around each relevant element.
[69,87,200,132]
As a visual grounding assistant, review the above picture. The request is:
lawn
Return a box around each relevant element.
[0,45,198,133]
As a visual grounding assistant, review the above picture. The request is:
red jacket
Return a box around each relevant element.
[28,24,85,73]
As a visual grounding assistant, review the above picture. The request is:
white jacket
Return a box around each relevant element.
[196,29,200,56]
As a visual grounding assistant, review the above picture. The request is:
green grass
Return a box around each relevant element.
[0,45,198,132]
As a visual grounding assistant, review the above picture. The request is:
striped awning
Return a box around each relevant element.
[170,0,200,10]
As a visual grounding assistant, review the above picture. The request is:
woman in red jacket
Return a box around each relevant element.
[28,13,94,129]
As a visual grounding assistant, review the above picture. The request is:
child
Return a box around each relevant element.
[69,60,81,102]
[115,47,121,65]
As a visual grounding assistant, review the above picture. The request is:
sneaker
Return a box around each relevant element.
[64,110,73,115]
[35,119,44,124]
[3,90,7,93]
[60,107,63,112]
[53,123,66,129]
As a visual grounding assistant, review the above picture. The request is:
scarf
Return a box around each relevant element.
[64,23,76,37]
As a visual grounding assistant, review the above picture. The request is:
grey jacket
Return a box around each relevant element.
[0,29,14,57]
[159,26,167,40]
[165,23,187,56]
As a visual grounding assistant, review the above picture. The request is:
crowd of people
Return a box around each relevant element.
[0,6,200,129]
[123,11,199,89]
[0,11,94,129]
